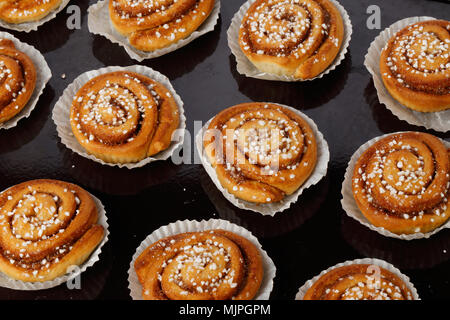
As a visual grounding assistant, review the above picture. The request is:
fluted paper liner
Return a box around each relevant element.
[341,131,450,240]
[88,0,221,62]
[196,104,329,216]
[0,32,51,130]
[227,0,352,82]
[0,190,109,291]
[128,218,276,300]
[0,0,71,32]
[364,16,449,133]
[295,258,420,300]
[52,65,186,169]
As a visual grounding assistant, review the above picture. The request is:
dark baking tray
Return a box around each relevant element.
[0,0,448,300]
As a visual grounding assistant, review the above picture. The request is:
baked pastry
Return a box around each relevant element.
[134,229,263,300]
[238,0,344,80]
[70,71,180,164]
[203,102,317,204]
[352,132,450,235]
[0,179,105,282]
[303,264,414,300]
[0,39,36,124]
[0,0,62,24]
[380,20,450,112]
[109,0,215,52]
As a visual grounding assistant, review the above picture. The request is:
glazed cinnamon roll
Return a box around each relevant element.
[0,180,105,282]
[0,39,36,124]
[380,20,450,112]
[238,0,345,80]
[70,71,180,164]
[0,0,62,24]
[135,229,263,300]
[303,264,414,300]
[109,0,215,52]
[352,132,450,235]
[203,103,317,204]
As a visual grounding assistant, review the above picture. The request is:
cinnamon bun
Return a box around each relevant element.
[0,0,63,24]
[109,0,215,52]
[69,71,180,164]
[380,20,450,112]
[0,179,105,282]
[303,264,414,300]
[134,229,263,300]
[0,39,36,124]
[352,132,450,235]
[203,103,317,204]
[238,0,345,80]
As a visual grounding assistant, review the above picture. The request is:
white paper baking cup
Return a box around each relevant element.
[0,0,70,32]
[196,104,330,216]
[0,31,51,130]
[0,190,109,291]
[295,258,420,300]
[128,218,276,300]
[52,65,186,169]
[340,213,450,271]
[227,0,352,82]
[364,17,450,133]
[341,131,450,240]
[88,0,221,62]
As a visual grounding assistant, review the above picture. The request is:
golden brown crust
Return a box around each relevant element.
[0,0,62,24]
[203,102,317,204]
[238,0,344,80]
[0,39,36,124]
[380,20,450,112]
[0,179,104,282]
[352,132,450,235]
[134,229,263,300]
[70,71,180,164]
[109,0,215,52]
[303,264,414,300]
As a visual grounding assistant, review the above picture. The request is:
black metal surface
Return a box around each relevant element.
[0,0,449,300]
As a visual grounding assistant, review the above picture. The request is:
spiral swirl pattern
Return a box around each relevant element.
[70,71,180,164]
[0,180,104,282]
[135,230,263,300]
[203,103,317,204]
[380,20,450,112]
[109,0,215,51]
[303,264,414,300]
[238,0,344,79]
[352,132,450,235]
[0,0,62,24]
[0,39,36,124]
